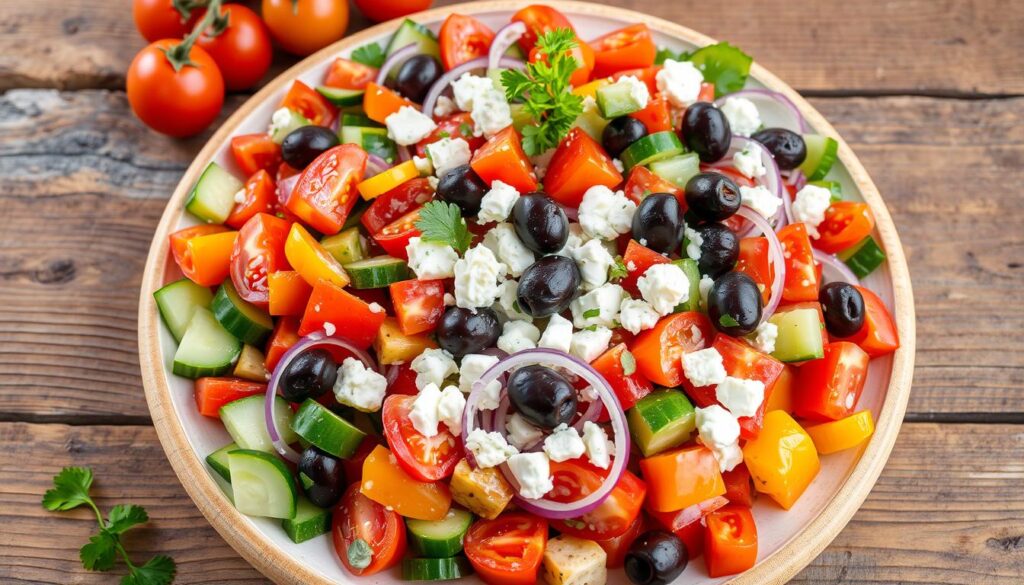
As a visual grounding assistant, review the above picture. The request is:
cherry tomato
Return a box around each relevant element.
[838,286,899,357]
[361,178,434,235]
[439,14,495,70]
[390,279,445,336]
[548,459,647,540]
[262,0,348,56]
[589,24,657,78]
[777,222,820,302]
[464,514,548,585]
[324,58,378,90]
[528,37,595,87]
[704,505,758,577]
[543,128,622,208]
[353,0,432,23]
[815,201,875,253]
[280,80,338,128]
[231,134,282,177]
[226,169,275,229]
[373,208,422,259]
[416,113,484,157]
[127,40,224,138]
[229,213,291,308]
[382,394,462,482]
[287,144,367,235]
[196,5,272,91]
[132,0,200,43]
[332,483,406,576]
[470,127,538,193]
[630,312,714,387]
[511,5,574,53]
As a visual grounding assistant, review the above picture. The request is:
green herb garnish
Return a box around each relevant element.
[654,46,692,65]
[582,308,602,319]
[351,42,387,68]
[689,42,752,97]
[415,201,472,253]
[719,314,740,328]
[458,122,474,137]
[608,256,629,281]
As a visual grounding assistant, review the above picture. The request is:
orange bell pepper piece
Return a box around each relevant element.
[184,230,238,286]
[364,82,416,125]
[742,410,820,509]
[283,223,350,288]
[805,410,875,455]
[639,445,725,512]
[361,445,452,520]
[267,270,313,316]
[764,363,797,414]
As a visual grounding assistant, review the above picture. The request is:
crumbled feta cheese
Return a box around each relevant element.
[483,223,535,277]
[497,320,541,354]
[437,385,466,435]
[443,293,456,306]
[334,357,387,412]
[409,383,443,437]
[459,353,501,407]
[682,347,727,387]
[570,326,613,363]
[570,284,625,328]
[323,322,336,336]
[538,313,574,353]
[751,321,778,354]
[684,225,703,261]
[427,176,439,190]
[637,263,690,315]
[582,421,613,469]
[740,185,783,219]
[451,73,496,111]
[233,188,246,204]
[572,238,615,289]
[507,452,553,499]
[578,186,637,240]
[477,180,521,224]
[369,302,384,314]
[733,147,766,179]
[493,279,530,321]
[720,97,762,137]
[411,347,458,390]
[656,59,704,108]
[695,405,743,472]
[716,376,766,418]
[454,245,506,309]
[471,86,514,138]
[426,137,472,176]
[618,299,660,334]
[699,275,714,309]
[267,107,293,135]
[554,223,586,257]
[406,237,459,280]
[506,413,544,450]
[792,184,833,238]
[612,158,625,173]
[433,95,457,117]
[412,155,434,176]
[543,424,586,462]
[466,429,518,468]
[612,75,650,110]
[385,105,437,146]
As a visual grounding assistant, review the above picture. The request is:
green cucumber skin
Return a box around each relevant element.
[220,395,298,453]
[620,131,684,171]
[839,235,886,278]
[205,442,239,482]
[672,259,702,312]
[172,307,241,379]
[342,113,382,128]
[406,509,473,558]
[649,153,701,189]
[290,400,366,458]
[321,227,367,265]
[628,389,696,457]
[270,110,311,144]
[344,256,410,289]
[185,162,243,225]
[799,135,839,181]
[401,557,474,581]
[316,86,364,107]
[211,281,273,345]
[282,496,332,543]
[596,82,644,118]
[769,307,826,363]
[228,449,298,520]
[154,278,214,342]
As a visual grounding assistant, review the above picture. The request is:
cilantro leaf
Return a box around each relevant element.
[719,314,740,328]
[655,46,691,65]
[122,555,176,585]
[43,467,94,512]
[351,43,386,68]
[688,42,752,97]
[415,201,471,253]
[458,122,473,137]
[107,505,149,535]
[80,533,118,571]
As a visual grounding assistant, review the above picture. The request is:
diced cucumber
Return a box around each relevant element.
[185,162,244,224]
[316,86,364,107]
[402,557,474,581]
[290,400,366,458]
[228,449,297,519]
[211,281,274,345]
[596,80,646,118]
[220,394,298,453]
[270,109,312,144]
[385,19,440,80]
[769,306,825,362]
[808,179,843,202]
[233,344,269,382]
[838,235,886,278]
[672,258,702,312]
[628,389,696,457]
[572,99,610,142]
[510,103,534,134]
[620,131,684,171]
[321,227,367,265]
[172,308,241,379]
[205,442,239,482]
[340,126,398,164]
[648,152,701,189]
[344,255,410,289]
[798,134,839,181]
[406,509,473,558]
[154,278,214,342]
[342,113,382,128]
[282,496,332,543]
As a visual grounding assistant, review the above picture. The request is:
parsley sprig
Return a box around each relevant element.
[43,467,176,585]
[351,42,386,68]
[501,29,584,156]
[415,201,472,253]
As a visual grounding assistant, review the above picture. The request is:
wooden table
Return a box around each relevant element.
[1,0,1022,582]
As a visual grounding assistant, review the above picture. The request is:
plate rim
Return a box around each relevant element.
[137,2,917,583]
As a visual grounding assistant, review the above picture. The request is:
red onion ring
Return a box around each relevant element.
[365,154,392,177]
[422,56,526,120]
[715,89,809,133]
[488,22,526,71]
[276,173,299,206]
[813,248,861,286]
[265,332,380,463]
[461,348,629,519]
[397,145,412,163]
[735,207,786,321]
[374,43,417,87]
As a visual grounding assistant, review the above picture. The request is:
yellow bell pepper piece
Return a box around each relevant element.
[742,410,819,510]
[357,160,419,200]
[361,445,451,520]
[805,410,875,455]
[373,317,438,365]
[573,78,611,100]
[283,223,349,288]
[764,364,796,414]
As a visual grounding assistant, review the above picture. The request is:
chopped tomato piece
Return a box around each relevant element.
[333,483,406,576]
[777,222,820,302]
[416,113,484,156]
[589,24,657,78]
[631,312,714,387]
[610,66,659,94]
[323,57,378,90]
[591,343,653,419]
[735,237,774,304]
[470,127,538,193]
[639,445,726,512]
[548,459,647,540]
[704,505,758,577]
[361,445,452,520]
[528,35,595,87]
[287,144,367,235]
[837,286,900,357]
[390,279,445,336]
[382,394,462,481]
[361,178,434,235]
[385,362,420,396]
[230,134,282,177]
[464,514,547,585]
[629,94,673,133]
[373,207,422,259]
[793,341,870,422]
[622,165,683,207]
[267,270,312,316]
[742,410,819,509]
[439,14,494,70]
[298,280,387,347]
[619,239,671,294]
[194,377,266,417]
[264,316,299,373]
[226,170,275,230]
[340,436,380,485]
[229,213,291,308]
[364,82,416,124]
[815,201,875,254]
[594,514,646,568]
[697,82,717,102]
[280,80,337,127]
[543,128,623,208]
[511,5,574,53]
[170,225,236,287]
[722,464,754,507]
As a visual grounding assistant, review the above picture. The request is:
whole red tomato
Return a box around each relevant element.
[132,0,200,42]
[197,5,273,90]
[353,0,432,23]
[127,40,224,137]
[262,0,348,56]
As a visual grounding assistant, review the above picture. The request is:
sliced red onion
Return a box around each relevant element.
[385,363,401,387]
[265,332,379,463]
[488,22,526,71]
[276,173,299,206]
[422,56,526,120]
[736,207,786,321]
[572,397,602,433]
[813,248,861,286]
[397,144,412,163]
[366,154,392,177]
[374,43,417,87]
[715,89,809,133]
[559,204,578,222]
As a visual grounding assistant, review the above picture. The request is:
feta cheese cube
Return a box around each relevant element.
[426,137,472,176]
[682,347,727,387]
[483,223,536,277]
[493,279,530,321]
[733,147,767,179]
[716,376,765,418]
[267,107,293,135]
[506,412,544,450]
[740,184,783,219]
[578,185,637,240]
[618,298,660,334]
[572,238,615,289]
[720,97,762,137]
[459,353,501,407]
[412,155,434,176]
[792,184,833,239]
[466,429,519,469]
[507,452,554,499]
[554,223,586,257]
[611,75,650,110]
[751,321,778,354]
[385,105,437,146]
[570,284,625,328]
[471,86,514,138]
[406,237,459,279]
[333,357,387,412]
[411,347,458,390]
[656,59,704,108]
[582,421,613,469]
[451,73,495,112]
[637,263,690,315]
[433,95,457,117]
[497,319,540,354]
[699,275,714,309]
[695,404,743,472]
[570,326,612,363]
[477,180,521,224]
[437,385,467,435]
[454,245,506,309]
[543,423,586,462]
[612,158,625,173]
[538,313,574,354]
[684,225,703,261]
[409,383,443,437]
[323,322,336,336]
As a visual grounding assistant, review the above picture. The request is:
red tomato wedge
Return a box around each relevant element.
[594,513,646,568]
[390,279,446,336]
[620,239,671,295]
[511,5,574,53]
[373,207,422,260]
[332,483,406,576]
[589,24,657,78]
[735,237,774,304]
[591,343,653,417]
[416,113,484,156]
[229,213,292,308]
[528,36,595,87]
[629,94,673,133]
[382,394,462,482]
[361,178,434,235]
[286,144,367,235]
[793,341,870,422]
[464,514,548,585]
[226,169,275,229]
[631,312,714,387]
[298,280,386,347]
[543,128,622,208]
[837,286,900,357]
[611,66,660,94]
[324,57,378,90]
[623,164,683,206]
[194,377,266,417]
[230,133,282,177]
[777,222,820,302]
[264,316,299,373]
[704,505,758,578]
[815,201,875,254]
[548,459,647,540]
[722,464,754,507]
[280,80,337,127]
[439,14,494,70]
[470,127,538,193]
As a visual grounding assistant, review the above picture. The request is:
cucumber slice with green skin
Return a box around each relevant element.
[406,509,473,558]
[342,113,382,128]
[321,227,367,265]
[385,19,440,80]
[596,80,646,118]
[154,278,213,342]
[220,394,298,453]
[672,258,702,312]
[282,496,332,543]
[799,135,839,181]
[340,126,399,164]
[290,400,366,458]
[838,235,886,278]
[572,101,611,142]
[649,152,701,189]
[205,442,239,482]
[344,256,410,289]
[401,557,474,581]
[211,281,274,345]
[628,389,696,457]
[185,162,244,225]
[769,306,826,362]
[270,109,312,144]
[228,449,297,519]
[172,307,241,379]
[316,86,365,107]
[620,131,684,171]
[808,179,843,202]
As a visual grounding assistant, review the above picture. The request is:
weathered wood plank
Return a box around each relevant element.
[0,0,1022,94]
[1,422,1020,583]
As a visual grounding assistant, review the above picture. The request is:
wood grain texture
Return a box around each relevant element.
[0,89,1018,420]
[2,422,1019,584]
[1,0,1022,94]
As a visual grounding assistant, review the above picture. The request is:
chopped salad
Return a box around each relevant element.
[156,5,900,583]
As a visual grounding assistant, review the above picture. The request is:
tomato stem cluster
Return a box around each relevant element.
[162,0,223,71]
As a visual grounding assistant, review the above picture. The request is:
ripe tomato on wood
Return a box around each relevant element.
[127,40,224,138]
[439,14,494,70]
[132,0,201,42]
[262,0,349,56]
[197,4,273,91]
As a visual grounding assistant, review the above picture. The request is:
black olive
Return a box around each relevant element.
[279,348,337,402]
[819,282,866,337]
[679,102,732,162]
[511,193,569,254]
[624,530,688,585]
[393,55,443,103]
[684,172,742,222]
[516,256,582,317]
[690,223,739,278]
[437,164,489,216]
[436,307,501,357]
[751,127,807,171]
[602,116,648,158]
[632,194,684,254]
[298,446,345,508]
[281,126,340,170]
[708,271,763,336]
[507,365,578,429]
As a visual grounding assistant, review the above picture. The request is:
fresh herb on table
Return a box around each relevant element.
[351,42,387,68]
[43,467,176,585]
[501,28,585,156]
[415,201,472,253]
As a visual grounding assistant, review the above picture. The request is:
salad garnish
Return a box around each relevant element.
[415,200,472,253]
